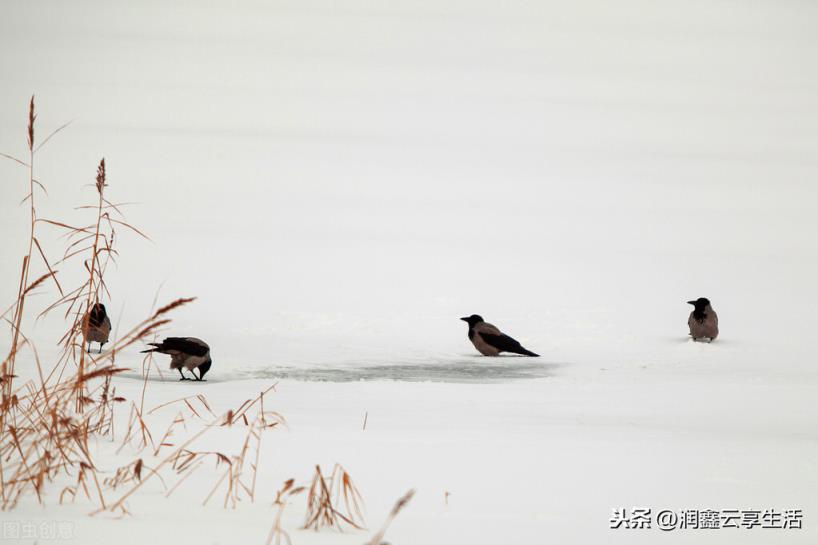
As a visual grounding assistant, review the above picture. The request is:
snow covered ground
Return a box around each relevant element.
[7,346,818,545]
[2,0,818,543]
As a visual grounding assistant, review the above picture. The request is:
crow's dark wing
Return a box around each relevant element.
[477,331,526,353]
[158,337,209,356]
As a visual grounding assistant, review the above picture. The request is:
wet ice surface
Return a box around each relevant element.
[234,357,554,383]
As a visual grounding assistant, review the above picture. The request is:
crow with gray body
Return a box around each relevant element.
[82,303,111,353]
[460,315,539,357]
[141,337,212,381]
[687,298,719,342]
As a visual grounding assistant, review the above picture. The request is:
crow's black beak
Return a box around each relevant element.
[686,300,696,306]
[460,317,469,322]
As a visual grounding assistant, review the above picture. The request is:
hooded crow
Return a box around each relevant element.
[460,314,539,357]
[82,303,111,353]
[141,337,212,381]
[687,298,719,342]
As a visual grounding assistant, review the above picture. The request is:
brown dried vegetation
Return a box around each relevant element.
[1,98,386,545]
[303,464,366,531]
[0,99,284,516]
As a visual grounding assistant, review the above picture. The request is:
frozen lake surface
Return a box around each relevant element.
[116,357,556,383]
[235,358,555,382]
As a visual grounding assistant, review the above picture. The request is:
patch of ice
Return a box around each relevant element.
[235,358,554,383]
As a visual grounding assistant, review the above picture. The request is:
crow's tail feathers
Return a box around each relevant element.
[517,347,540,357]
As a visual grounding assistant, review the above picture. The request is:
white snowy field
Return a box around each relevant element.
[2,0,818,543]
[6,346,818,545]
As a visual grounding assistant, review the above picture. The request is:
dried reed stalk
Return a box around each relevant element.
[366,489,415,545]
[0,98,191,512]
[1,96,45,501]
[264,479,305,545]
[1,98,293,524]
[303,464,366,531]
[203,405,284,509]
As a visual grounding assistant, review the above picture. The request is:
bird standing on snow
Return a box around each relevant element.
[460,314,539,357]
[141,337,213,381]
[687,298,719,342]
[82,303,111,353]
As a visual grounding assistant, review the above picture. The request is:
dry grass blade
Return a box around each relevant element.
[109,218,151,241]
[34,119,73,153]
[35,218,93,234]
[148,394,215,418]
[265,479,305,545]
[32,237,63,295]
[76,366,129,385]
[366,489,415,545]
[152,297,196,319]
[102,458,166,493]
[0,151,30,168]
[153,412,186,456]
[23,271,57,296]
[223,383,280,427]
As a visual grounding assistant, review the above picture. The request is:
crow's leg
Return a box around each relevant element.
[178,368,188,381]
